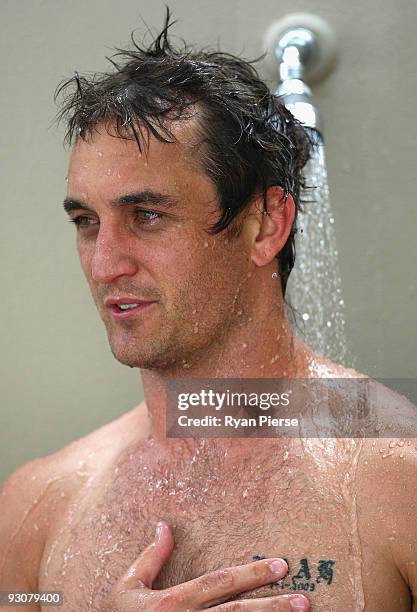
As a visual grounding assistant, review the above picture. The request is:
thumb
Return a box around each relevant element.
[116,521,174,593]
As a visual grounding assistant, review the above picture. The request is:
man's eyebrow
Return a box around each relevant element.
[63,190,179,214]
[111,190,179,209]
[63,198,91,214]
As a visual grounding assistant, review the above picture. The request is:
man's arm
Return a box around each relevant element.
[0,459,51,611]
[355,382,417,610]
[385,443,417,610]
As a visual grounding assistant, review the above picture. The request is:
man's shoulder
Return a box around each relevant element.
[0,402,147,590]
[324,373,417,592]
[0,450,73,591]
[307,351,365,379]
[308,353,416,431]
[51,399,147,473]
[355,396,417,592]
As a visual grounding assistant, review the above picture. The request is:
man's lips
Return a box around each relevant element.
[104,297,157,320]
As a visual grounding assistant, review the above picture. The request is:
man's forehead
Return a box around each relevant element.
[66,118,215,208]
[70,117,201,166]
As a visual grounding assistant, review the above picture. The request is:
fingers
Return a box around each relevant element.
[114,520,174,592]
[208,593,310,611]
[180,557,289,608]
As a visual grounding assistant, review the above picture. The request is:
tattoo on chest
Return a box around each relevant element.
[252,555,335,593]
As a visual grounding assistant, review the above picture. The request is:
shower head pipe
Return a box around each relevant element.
[276,77,322,135]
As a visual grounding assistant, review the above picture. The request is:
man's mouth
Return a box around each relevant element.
[105,297,157,319]
[111,302,155,318]
[118,303,140,310]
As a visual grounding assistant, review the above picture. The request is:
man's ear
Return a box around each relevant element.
[250,186,296,267]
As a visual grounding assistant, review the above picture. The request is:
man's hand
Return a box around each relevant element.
[110,521,309,611]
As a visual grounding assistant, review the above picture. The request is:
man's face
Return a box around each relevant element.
[66,122,255,371]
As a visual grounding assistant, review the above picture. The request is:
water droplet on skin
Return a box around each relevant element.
[242,343,248,348]
[204,241,209,248]
[98,151,103,157]
[302,313,310,321]
[237,310,243,316]
[389,441,396,448]
[242,488,248,498]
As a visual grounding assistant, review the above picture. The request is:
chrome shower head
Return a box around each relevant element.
[263,13,338,133]
[275,27,320,82]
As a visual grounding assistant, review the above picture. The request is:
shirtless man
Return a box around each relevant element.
[1,15,417,612]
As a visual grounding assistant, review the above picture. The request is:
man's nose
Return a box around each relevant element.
[90,224,138,284]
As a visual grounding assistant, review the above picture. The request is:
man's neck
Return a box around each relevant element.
[139,297,313,440]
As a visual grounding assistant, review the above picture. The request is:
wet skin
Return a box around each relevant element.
[1,121,417,610]
[2,403,417,611]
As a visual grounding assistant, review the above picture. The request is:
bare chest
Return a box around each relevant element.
[38,441,408,611]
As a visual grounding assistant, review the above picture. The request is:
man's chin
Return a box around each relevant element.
[106,329,152,368]
[109,341,170,370]
[109,345,146,369]
[110,344,187,373]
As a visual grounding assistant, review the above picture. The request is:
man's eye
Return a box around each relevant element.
[68,215,98,227]
[67,209,162,229]
[133,209,162,224]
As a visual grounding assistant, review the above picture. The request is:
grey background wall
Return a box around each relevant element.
[1,0,416,484]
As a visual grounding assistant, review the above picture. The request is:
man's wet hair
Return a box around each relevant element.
[55,8,313,297]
